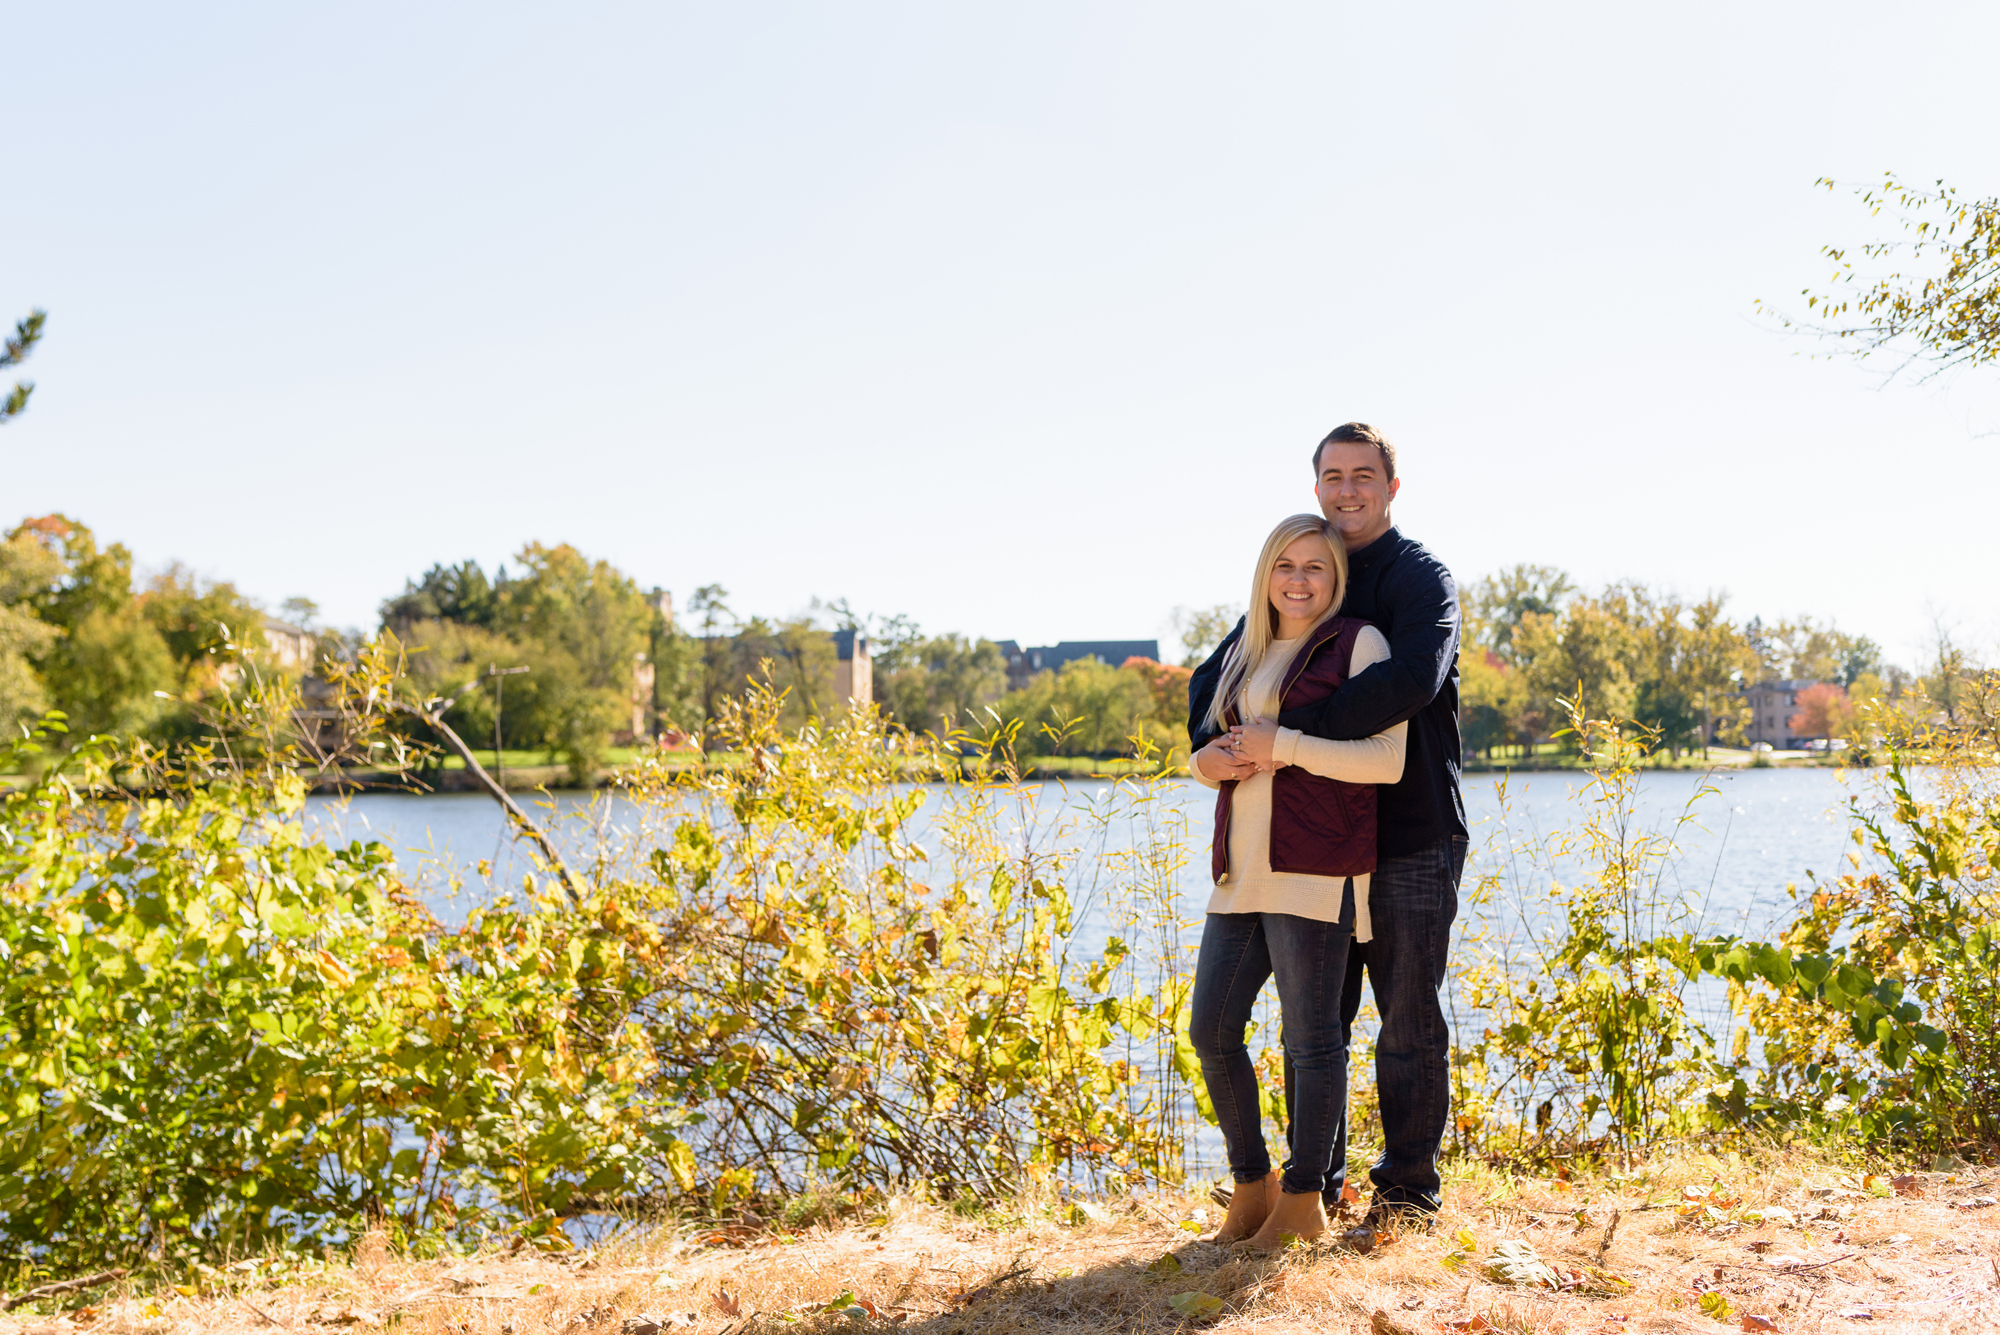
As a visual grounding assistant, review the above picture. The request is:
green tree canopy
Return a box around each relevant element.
[382,544,664,781]
[1465,563,1576,663]
[380,559,504,631]
[140,563,266,695]
[873,626,1006,736]
[2,516,176,741]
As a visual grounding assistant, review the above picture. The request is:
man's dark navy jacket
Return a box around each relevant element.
[1187,526,1467,860]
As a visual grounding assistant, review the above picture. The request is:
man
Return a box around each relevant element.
[1188,421,1466,1237]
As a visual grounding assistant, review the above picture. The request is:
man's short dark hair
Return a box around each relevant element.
[1312,422,1397,482]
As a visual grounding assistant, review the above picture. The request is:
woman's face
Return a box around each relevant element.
[1267,534,1337,630]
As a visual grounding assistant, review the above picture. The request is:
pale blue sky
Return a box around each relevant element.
[7,2,1998,664]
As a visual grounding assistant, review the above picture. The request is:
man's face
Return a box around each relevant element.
[1314,442,1399,550]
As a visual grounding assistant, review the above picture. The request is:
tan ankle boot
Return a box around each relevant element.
[1213,1169,1279,1242]
[1248,1187,1329,1251]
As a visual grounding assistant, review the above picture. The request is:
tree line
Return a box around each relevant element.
[1457,563,1977,760]
[3,514,1982,780]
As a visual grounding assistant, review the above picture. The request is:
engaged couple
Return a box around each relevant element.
[1186,422,1467,1251]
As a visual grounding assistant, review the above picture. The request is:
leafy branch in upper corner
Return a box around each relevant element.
[1760,175,2000,381]
[1,309,47,424]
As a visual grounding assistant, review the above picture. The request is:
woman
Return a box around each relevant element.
[1186,513,1406,1249]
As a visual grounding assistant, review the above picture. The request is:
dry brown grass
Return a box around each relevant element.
[7,1147,2000,1335]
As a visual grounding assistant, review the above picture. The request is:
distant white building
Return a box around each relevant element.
[260,616,316,673]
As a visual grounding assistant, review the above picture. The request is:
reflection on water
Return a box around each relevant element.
[305,766,1860,939]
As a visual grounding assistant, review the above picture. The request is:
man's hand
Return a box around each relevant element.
[1193,737,1260,782]
[1228,717,1285,768]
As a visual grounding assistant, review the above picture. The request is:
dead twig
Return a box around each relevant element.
[1597,1208,1622,1262]
[945,1263,1032,1307]
[1130,1197,1188,1231]
[235,1292,281,1325]
[3,1268,131,1311]
[1718,1252,1861,1275]
[392,695,585,905]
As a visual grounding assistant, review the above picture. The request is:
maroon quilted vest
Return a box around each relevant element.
[1210,615,1379,884]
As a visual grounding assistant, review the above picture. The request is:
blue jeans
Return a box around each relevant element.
[1189,900,1354,1196]
[1288,836,1466,1214]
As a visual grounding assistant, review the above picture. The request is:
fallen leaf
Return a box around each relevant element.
[1340,1183,1362,1206]
[1834,1309,1874,1321]
[1071,1200,1112,1225]
[1456,1227,1479,1251]
[713,1287,741,1317]
[1447,1318,1496,1333]
[1740,1317,1780,1332]
[1370,1310,1416,1335]
[1698,1291,1732,1320]
[1166,1291,1225,1318]
[1145,1252,1184,1278]
[1889,1175,1923,1198]
[1746,1240,1774,1253]
[1485,1239,1558,1288]
[1755,1207,1796,1226]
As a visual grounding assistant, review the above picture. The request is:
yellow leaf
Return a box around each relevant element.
[1166,1291,1225,1318]
[665,1137,698,1192]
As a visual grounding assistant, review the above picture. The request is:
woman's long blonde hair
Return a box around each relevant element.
[1201,514,1348,733]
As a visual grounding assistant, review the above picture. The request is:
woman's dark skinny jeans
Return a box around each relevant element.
[1190,905,1353,1196]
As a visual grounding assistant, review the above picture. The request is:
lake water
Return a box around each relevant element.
[303,766,1863,1185]
[303,766,1861,940]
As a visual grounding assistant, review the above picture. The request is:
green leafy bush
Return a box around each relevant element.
[1703,681,2000,1151]
[0,716,666,1267]
[619,683,1199,1203]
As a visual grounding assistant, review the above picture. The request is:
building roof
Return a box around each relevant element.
[1012,640,1161,674]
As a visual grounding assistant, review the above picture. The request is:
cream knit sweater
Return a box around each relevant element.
[1190,625,1406,939]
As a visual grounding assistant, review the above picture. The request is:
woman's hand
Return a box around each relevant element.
[1228,717,1286,769]
[1193,737,1260,782]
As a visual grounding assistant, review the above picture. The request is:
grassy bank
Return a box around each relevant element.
[7,1145,1995,1334]
[319,748,1183,792]
[1463,744,1847,773]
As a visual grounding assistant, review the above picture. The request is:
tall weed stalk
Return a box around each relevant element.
[1450,698,1722,1161]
